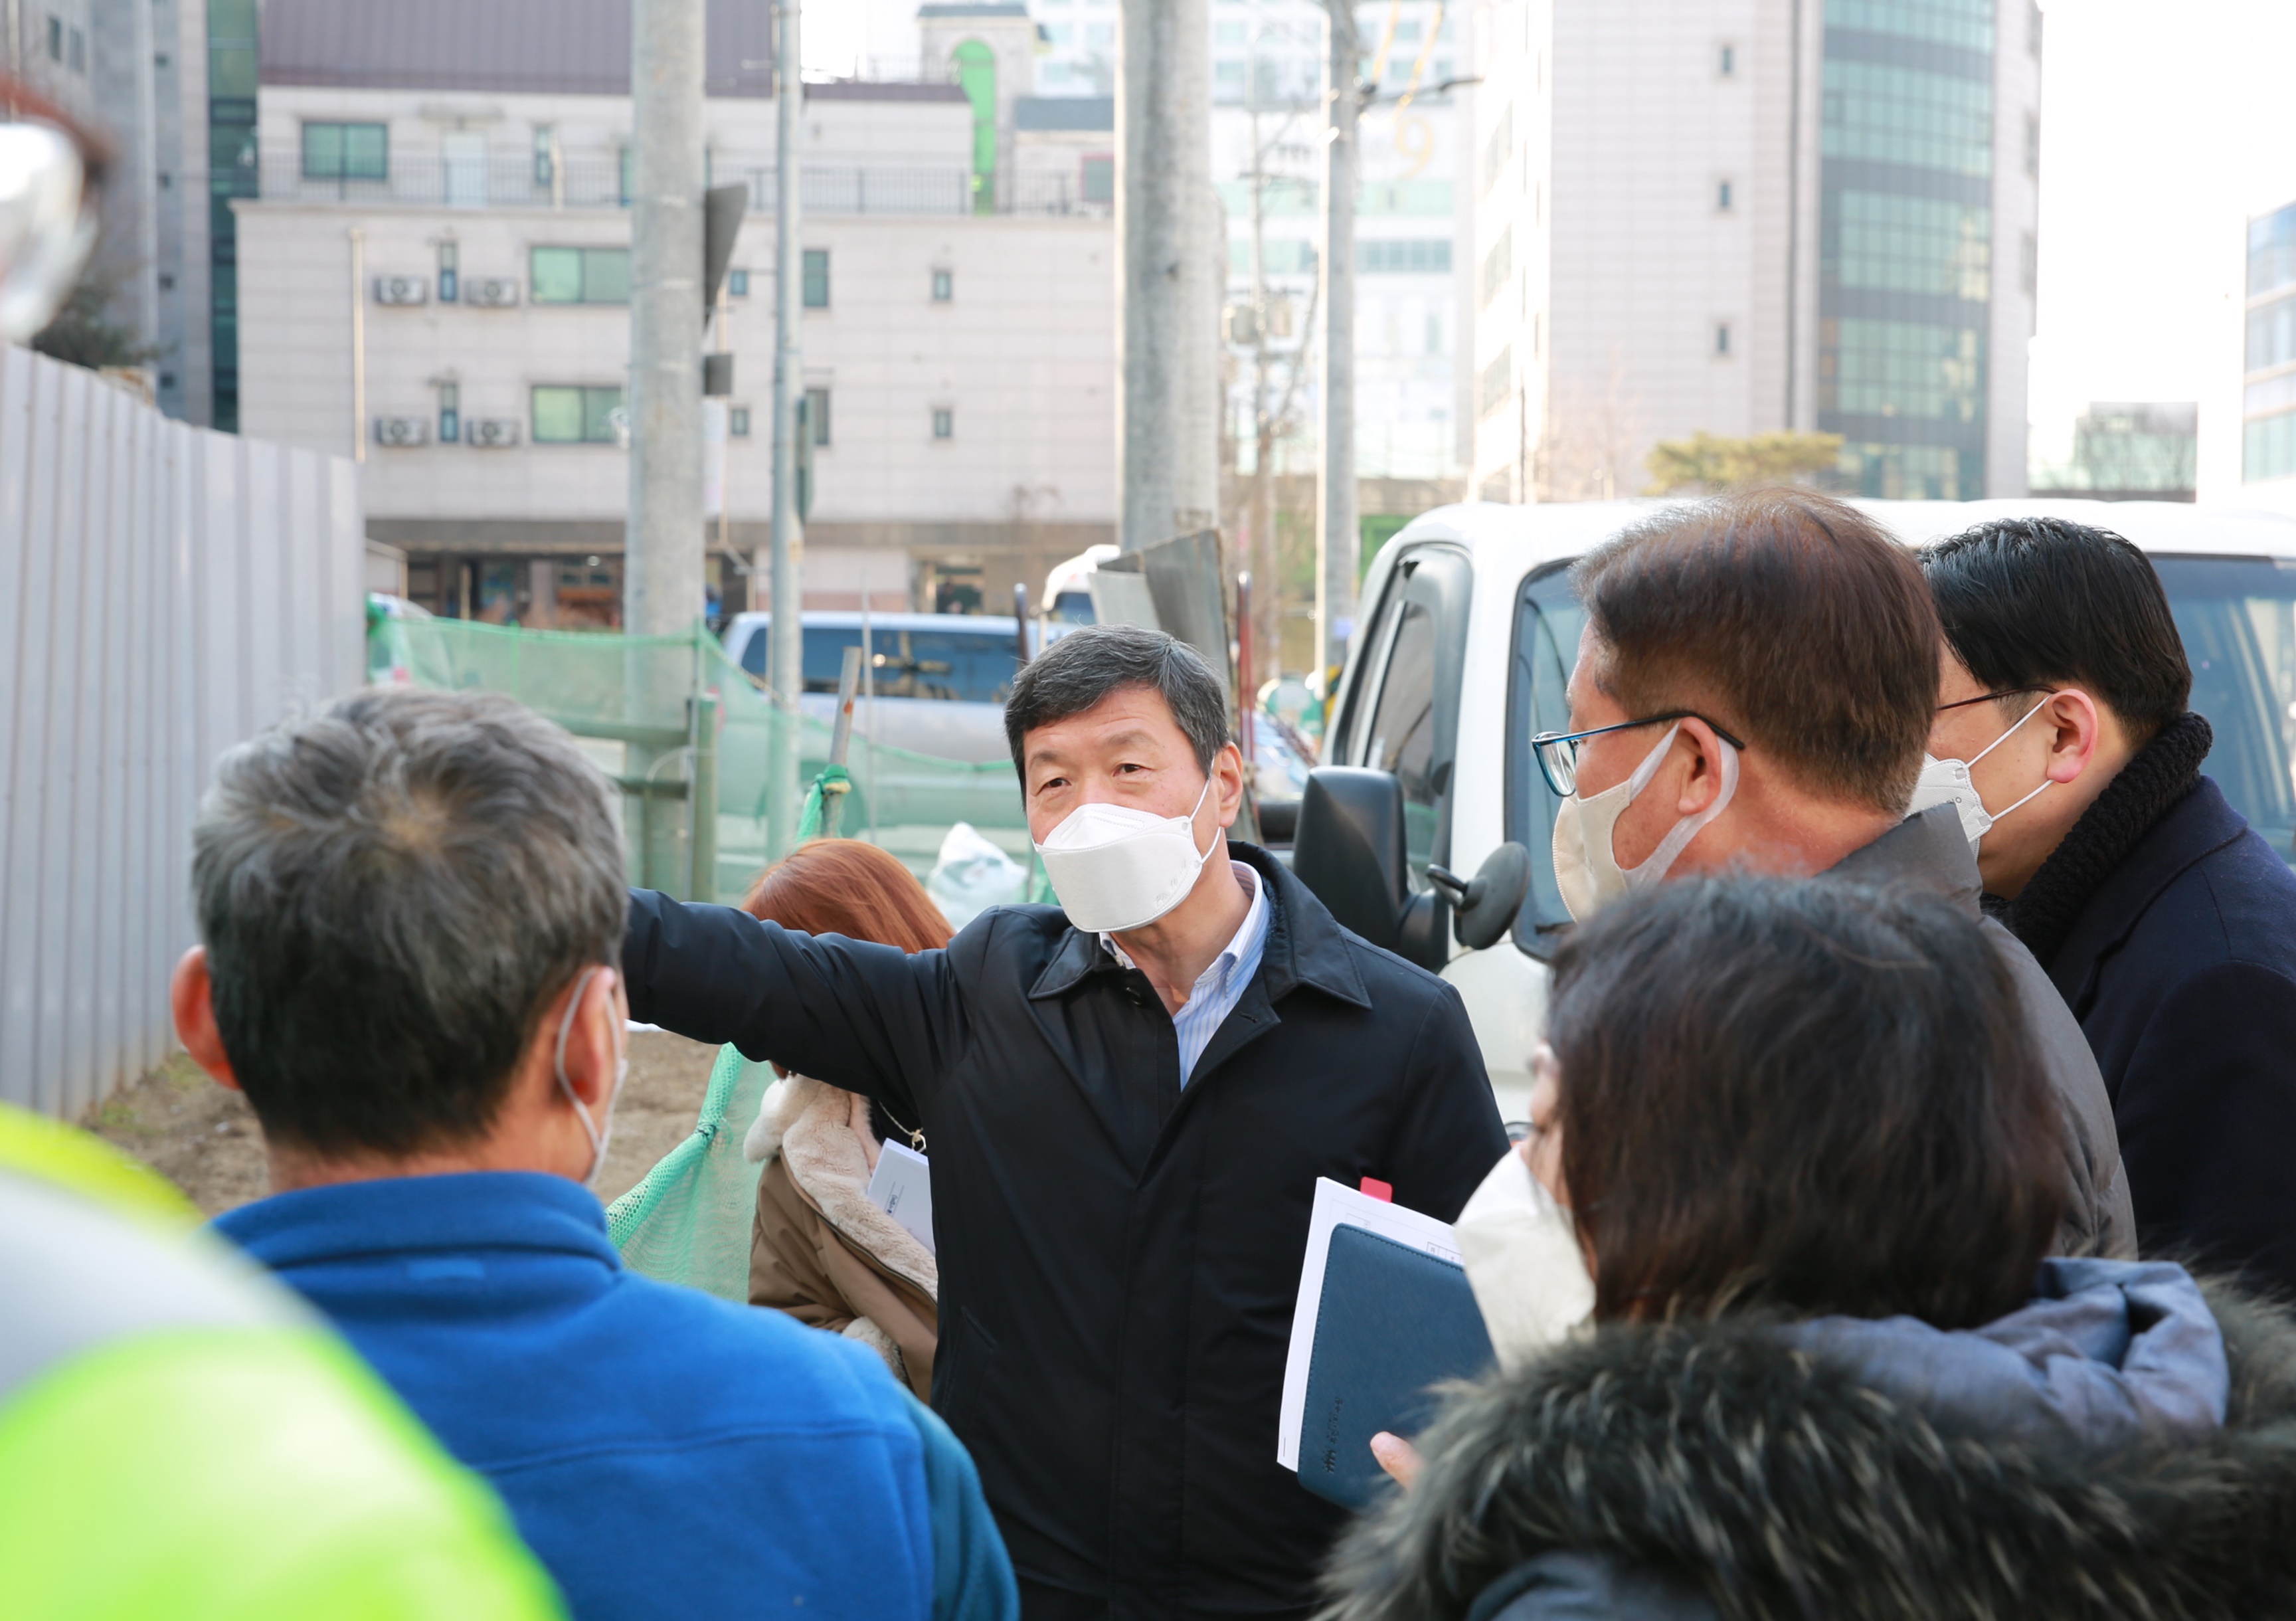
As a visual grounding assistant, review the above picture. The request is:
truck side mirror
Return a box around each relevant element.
[1291,766,1455,971]
[1292,768,1411,953]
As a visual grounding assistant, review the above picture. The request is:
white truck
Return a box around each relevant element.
[1299,498,2296,1122]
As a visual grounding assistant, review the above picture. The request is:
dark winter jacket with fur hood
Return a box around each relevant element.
[1322,1259,2296,1621]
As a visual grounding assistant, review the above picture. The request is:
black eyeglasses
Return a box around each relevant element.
[1935,687,2042,714]
[1528,712,1747,797]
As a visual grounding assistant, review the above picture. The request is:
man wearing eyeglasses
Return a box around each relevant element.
[1533,488,2133,1259]
[1922,518,2296,1297]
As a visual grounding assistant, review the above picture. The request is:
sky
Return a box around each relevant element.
[2024,0,2296,495]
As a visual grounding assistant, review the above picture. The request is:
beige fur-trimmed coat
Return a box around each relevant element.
[743,1072,939,1398]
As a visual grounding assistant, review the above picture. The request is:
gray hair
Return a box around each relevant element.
[192,687,627,1157]
[1002,624,1231,777]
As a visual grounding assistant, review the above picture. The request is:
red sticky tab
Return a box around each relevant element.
[1359,1177,1393,1202]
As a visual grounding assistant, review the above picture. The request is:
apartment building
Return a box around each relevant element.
[1470,0,2039,502]
[234,0,1115,624]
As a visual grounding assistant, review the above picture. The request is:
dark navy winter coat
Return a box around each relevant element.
[623,844,1509,1621]
[2046,777,2296,1296]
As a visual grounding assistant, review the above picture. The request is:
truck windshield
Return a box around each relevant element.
[1507,553,2296,957]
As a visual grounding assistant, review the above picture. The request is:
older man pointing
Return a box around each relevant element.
[626,625,1508,1621]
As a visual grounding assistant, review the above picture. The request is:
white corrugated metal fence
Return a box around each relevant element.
[0,345,364,1118]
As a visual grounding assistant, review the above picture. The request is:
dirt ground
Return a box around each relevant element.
[86,1030,727,1217]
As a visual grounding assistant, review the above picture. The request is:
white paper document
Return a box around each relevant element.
[1277,1177,1462,1472]
[866,1139,936,1256]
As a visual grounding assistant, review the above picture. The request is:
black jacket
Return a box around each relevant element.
[2030,769,2296,1295]
[622,845,1508,1619]
[1325,1266,2296,1621]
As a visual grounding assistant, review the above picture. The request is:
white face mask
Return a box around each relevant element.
[1455,1142,1594,1374]
[553,966,628,1191]
[1550,724,1739,921]
[1908,695,2053,854]
[1034,775,1216,934]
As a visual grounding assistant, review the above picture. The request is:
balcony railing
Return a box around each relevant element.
[253,148,1113,219]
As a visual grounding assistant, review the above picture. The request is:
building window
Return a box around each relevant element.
[1716,178,1733,212]
[438,382,460,444]
[2024,113,2040,179]
[302,122,389,182]
[932,407,954,440]
[729,405,751,436]
[66,25,83,71]
[1480,229,1511,309]
[802,248,830,309]
[1718,43,1735,77]
[532,385,624,444]
[529,246,631,304]
[1482,104,1512,195]
[533,125,556,187]
[1082,153,1114,204]
[1715,322,1733,357]
[619,146,634,207]
[932,268,953,301]
[437,240,459,302]
[728,268,749,297]
[1478,347,1511,417]
[44,15,59,59]
[807,385,832,446]
[1358,238,1451,273]
[2020,231,2037,296]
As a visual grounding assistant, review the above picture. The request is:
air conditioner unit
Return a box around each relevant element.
[464,277,521,308]
[373,416,431,447]
[373,275,430,306]
[466,418,521,448]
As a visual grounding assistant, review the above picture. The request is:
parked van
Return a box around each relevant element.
[1300,499,2296,1120]
[720,611,1024,765]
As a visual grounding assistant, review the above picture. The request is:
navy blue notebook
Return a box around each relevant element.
[1296,1223,1496,1508]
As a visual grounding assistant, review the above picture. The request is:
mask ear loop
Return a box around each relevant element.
[1623,731,1739,889]
[553,966,608,1181]
[1961,695,2056,826]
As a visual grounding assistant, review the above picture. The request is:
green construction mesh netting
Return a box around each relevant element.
[605,1042,769,1300]
[377,612,1016,1286]
[383,614,1028,903]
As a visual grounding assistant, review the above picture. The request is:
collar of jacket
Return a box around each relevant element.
[1824,802,1983,914]
[1026,840,1371,1010]
[2042,771,2250,1010]
[1993,711,2218,970]
[215,1170,618,1277]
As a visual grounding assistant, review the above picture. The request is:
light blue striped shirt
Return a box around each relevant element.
[1103,862,1270,1086]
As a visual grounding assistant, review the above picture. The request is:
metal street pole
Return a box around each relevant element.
[1117,0,1214,551]
[766,0,806,855]
[1316,0,1360,688]
[626,0,707,888]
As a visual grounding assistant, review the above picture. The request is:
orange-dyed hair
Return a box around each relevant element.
[741,838,952,954]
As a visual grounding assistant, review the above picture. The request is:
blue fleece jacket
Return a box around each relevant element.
[216,1171,1016,1621]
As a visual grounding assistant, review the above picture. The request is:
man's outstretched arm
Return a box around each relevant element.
[622,889,963,1119]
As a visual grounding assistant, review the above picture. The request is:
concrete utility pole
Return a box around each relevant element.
[1316,0,1361,685]
[626,0,707,882]
[765,0,806,854]
[1116,0,1216,551]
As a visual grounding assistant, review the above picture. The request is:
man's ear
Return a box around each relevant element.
[548,967,624,1112]
[2044,689,2105,785]
[1213,740,1247,830]
[170,947,242,1093]
[1670,717,1730,816]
